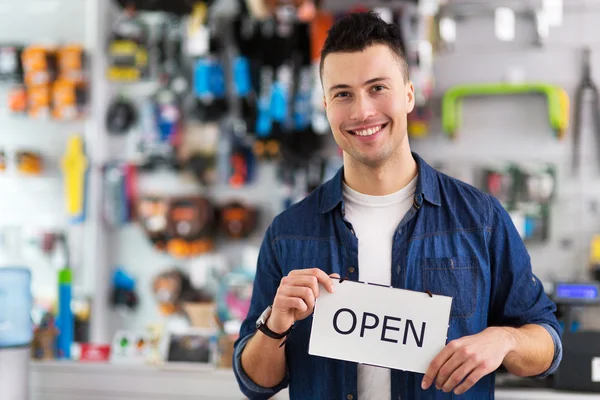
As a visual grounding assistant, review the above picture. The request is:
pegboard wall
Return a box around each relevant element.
[3,0,600,341]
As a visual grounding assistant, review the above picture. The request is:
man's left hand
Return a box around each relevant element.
[421,327,516,395]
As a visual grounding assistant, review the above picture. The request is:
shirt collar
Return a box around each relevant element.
[319,152,441,214]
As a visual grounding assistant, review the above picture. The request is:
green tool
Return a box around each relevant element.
[442,82,569,139]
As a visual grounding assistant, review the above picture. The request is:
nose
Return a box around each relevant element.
[349,93,376,122]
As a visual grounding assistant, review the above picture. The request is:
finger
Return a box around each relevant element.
[329,273,341,279]
[441,356,478,393]
[280,275,320,299]
[278,286,316,311]
[436,346,472,390]
[276,295,310,313]
[453,365,488,395]
[289,268,335,293]
[421,340,460,390]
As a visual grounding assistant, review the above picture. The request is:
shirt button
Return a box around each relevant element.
[348,266,355,273]
[347,395,354,400]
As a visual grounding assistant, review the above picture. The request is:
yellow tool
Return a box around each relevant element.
[61,135,88,223]
[590,234,600,267]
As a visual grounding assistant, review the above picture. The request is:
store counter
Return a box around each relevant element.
[30,361,600,400]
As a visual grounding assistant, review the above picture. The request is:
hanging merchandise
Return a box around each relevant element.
[15,150,44,176]
[20,46,53,118]
[135,98,180,171]
[572,47,600,175]
[186,2,211,57]
[21,45,56,87]
[12,44,88,119]
[137,196,170,251]
[216,270,254,329]
[309,9,333,135]
[228,135,257,187]
[152,268,212,317]
[57,45,86,83]
[155,84,183,146]
[0,44,23,82]
[52,79,87,120]
[0,149,44,175]
[192,52,228,121]
[442,82,569,139]
[61,135,88,224]
[483,162,555,243]
[166,197,217,258]
[27,84,51,119]
[54,234,73,359]
[181,121,219,186]
[232,15,259,133]
[103,162,135,227]
[254,60,274,138]
[53,45,88,119]
[134,83,184,171]
[158,16,189,96]
[401,4,435,138]
[111,267,139,311]
[8,85,27,114]
[106,96,138,135]
[107,6,150,82]
[219,201,258,239]
[252,137,281,161]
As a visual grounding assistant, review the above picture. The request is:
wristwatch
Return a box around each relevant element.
[256,305,294,340]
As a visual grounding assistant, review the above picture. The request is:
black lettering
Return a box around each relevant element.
[403,320,426,348]
[333,308,357,335]
[360,312,380,337]
[380,316,402,343]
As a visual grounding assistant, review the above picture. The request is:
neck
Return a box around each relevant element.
[342,138,417,196]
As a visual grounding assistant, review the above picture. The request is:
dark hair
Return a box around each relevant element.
[319,11,409,83]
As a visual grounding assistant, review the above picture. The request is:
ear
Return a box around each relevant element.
[323,95,327,110]
[406,81,415,113]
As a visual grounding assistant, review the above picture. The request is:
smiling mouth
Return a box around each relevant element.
[348,123,387,137]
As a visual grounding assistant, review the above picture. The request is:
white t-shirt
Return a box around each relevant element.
[342,176,418,400]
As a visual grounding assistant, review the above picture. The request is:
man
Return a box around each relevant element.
[233,11,562,400]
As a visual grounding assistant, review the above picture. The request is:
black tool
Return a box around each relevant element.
[572,47,600,175]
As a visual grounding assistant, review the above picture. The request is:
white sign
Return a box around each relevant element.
[592,357,600,383]
[309,280,452,374]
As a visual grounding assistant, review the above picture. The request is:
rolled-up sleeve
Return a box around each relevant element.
[232,224,289,399]
[486,196,563,377]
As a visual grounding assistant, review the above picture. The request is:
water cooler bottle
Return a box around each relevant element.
[0,268,33,400]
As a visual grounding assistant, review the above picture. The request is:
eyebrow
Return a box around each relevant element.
[327,76,391,94]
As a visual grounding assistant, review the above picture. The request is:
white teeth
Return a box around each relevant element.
[354,125,383,136]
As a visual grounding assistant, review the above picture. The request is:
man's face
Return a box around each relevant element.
[322,44,414,169]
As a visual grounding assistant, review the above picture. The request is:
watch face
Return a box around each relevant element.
[256,306,272,328]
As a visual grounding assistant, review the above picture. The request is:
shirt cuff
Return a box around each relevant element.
[233,333,290,399]
[532,323,563,378]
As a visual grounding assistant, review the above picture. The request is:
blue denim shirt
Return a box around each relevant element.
[233,153,563,400]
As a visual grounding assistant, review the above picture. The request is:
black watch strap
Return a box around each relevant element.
[258,321,294,340]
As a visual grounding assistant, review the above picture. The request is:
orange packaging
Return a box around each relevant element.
[52,79,84,120]
[57,44,85,83]
[27,84,51,119]
[21,45,56,86]
[310,10,334,62]
[8,85,27,113]
[0,150,6,172]
[16,151,43,175]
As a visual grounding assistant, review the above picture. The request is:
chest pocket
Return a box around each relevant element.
[421,257,478,319]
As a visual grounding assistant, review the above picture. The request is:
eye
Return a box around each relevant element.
[372,85,386,92]
[333,91,350,98]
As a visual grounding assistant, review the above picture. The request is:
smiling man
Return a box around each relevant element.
[233,11,562,400]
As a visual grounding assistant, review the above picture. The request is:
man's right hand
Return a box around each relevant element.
[267,268,338,334]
